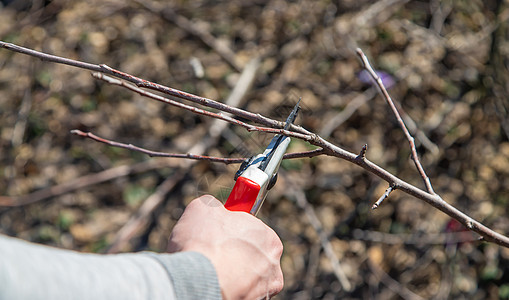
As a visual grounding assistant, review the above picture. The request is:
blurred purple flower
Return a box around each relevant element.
[358,70,395,89]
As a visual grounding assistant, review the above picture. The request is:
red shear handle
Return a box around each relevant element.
[225,177,261,213]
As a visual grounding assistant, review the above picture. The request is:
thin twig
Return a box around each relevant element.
[0,41,308,135]
[310,135,509,247]
[70,130,243,163]
[372,185,394,209]
[70,129,325,163]
[91,73,312,141]
[355,48,435,194]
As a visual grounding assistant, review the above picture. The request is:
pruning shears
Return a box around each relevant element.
[225,101,300,215]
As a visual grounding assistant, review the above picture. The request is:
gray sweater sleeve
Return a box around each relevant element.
[0,234,222,300]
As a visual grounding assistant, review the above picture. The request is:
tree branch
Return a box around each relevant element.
[70,129,325,163]
[91,72,312,141]
[355,48,435,194]
[372,185,395,209]
[0,41,308,135]
[2,41,509,248]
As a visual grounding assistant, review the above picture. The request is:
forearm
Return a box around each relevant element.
[0,235,221,300]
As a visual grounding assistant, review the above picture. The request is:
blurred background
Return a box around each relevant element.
[1,0,509,298]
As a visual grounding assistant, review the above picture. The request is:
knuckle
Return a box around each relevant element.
[273,269,284,293]
[271,236,283,257]
[194,194,218,206]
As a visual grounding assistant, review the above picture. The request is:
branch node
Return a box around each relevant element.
[466,220,474,229]
[99,63,112,71]
[310,133,320,143]
[358,144,368,159]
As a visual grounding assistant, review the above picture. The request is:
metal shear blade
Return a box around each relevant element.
[225,100,301,215]
[258,99,301,172]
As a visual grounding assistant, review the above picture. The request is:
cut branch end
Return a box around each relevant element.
[372,185,395,210]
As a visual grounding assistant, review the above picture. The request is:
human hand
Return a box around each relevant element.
[168,195,284,299]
